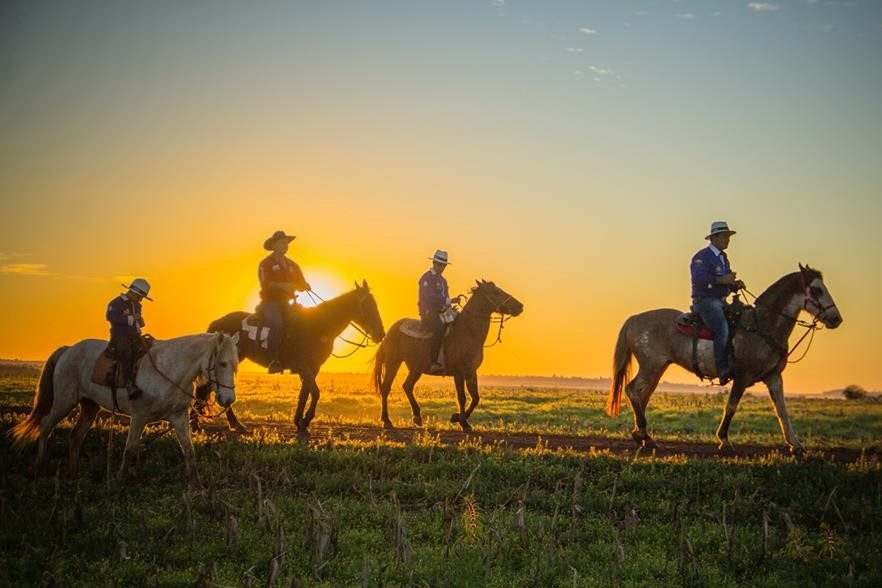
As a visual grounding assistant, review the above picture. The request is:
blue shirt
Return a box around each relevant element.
[418,268,450,316]
[691,245,735,299]
[106,294,143,338]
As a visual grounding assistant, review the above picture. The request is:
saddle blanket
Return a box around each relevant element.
[399,319,434,339]
[675,313,713,340]
[242,317,271,349]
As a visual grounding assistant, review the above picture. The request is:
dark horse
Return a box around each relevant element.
[606,264,843,454]
[196,281,385,435]
[372,280,523,432]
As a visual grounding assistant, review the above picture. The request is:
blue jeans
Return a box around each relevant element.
[692,297,730,375]
[262,300,285,362]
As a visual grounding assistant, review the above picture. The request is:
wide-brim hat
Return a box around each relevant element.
[122,279,153,301]
[263,230,296,251]
[428,249,450,265]
[706,221,736,240]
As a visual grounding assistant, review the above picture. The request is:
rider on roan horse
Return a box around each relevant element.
[418,249,461,374]
[259,230,311,374]
[106,278,152,399]
[690,221,745,385]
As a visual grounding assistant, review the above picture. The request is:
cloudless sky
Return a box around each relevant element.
[2,0,880,393]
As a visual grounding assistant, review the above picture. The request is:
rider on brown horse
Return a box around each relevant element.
[259,230,311,374]
[418,249,461,374]
[690,221,745,385]
[106,278,152,399]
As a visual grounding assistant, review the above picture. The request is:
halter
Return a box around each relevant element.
[464,287,516,348]
[799,271,837,322]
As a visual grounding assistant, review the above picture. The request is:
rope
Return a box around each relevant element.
[739,285,821,365]
[304,289,376,357]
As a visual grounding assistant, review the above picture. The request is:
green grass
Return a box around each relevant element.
[1,366,881,586]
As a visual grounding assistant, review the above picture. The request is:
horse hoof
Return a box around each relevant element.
[230,425,249,436]
[382,420,395,430]
[413,414,423,427]
[789,445,805,457]
[460,422,473,433]
[450,413,460,423]
[718,441,735,455]
[642,438,658,450]
[631,431,644,447]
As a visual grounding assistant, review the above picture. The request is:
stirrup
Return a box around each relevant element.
[268,360,283,374]
[127,385,143,400]
[428,362,445,374]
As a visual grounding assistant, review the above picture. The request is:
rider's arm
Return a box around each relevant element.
[107,299,136,327]
[690,255,719,292]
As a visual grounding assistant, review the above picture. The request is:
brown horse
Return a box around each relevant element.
[372,280,523,432]
[606,264,842,454]
[197,281,385,435]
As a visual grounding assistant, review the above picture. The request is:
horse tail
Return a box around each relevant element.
[9,345,68,448]
[371,338,387,396]
[606,320,632,417]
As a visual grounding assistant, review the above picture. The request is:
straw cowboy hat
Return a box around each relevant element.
[122,278,153,301]
[428,249,450,265]
[705,221,736,240]
[263,230,296,251]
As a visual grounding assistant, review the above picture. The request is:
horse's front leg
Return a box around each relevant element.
[169,411,202,490]
[303,378,321,428]
[451,374,471,432]
[716,378,747,454]
[118,414,148,482]
[764,372,804,454]
[294,372,316,434]
[463,373,480,421]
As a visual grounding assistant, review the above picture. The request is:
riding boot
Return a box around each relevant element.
[268,359,283,374]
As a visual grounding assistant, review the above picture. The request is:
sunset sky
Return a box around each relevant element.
[1,1,880,393]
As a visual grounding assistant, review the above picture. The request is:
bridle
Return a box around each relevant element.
[463,286,517,347]
[304,288,383,358]
[799,272,837,323]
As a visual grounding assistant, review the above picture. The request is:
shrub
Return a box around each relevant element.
[842,384,867,400]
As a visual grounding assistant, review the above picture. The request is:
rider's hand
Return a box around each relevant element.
[733,279,746,290]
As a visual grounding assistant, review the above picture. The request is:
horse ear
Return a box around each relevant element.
[362,279,368,289]
[354,280,360,290]
[231,332,240,345]
[798,262,806,272]
[475,280,481,288]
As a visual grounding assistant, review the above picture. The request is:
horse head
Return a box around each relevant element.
[204,332,239,407]
[798,264,843,329]
[353,280,386,343]
[471,279,524,317]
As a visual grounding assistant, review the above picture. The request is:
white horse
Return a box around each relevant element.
[11,332,239,486]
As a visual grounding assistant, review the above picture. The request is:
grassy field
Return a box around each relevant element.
[1,364,881,586]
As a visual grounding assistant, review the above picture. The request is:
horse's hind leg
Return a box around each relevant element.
[401,371,423,427]
[625,364,665,449]
[302,378,321,429]
[716,379,747,453]
[68,399,100,479]
[34,389,78,472]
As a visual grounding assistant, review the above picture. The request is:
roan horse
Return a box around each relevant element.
[10,332,239,485]
[373,280,524,432]
[606,264,842,454]
[198,281,385,435]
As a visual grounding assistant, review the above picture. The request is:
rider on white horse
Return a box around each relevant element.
[258,230,311,374]
[690,221,745,385]
[106,278,152,399]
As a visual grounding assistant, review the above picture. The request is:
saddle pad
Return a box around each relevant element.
[675,313,713,340]
[399,319,434,339]
[90,351,125,388]
[242,317,271,349]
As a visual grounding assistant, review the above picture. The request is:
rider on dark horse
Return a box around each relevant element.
[106,278,152,399]
[690,221,745,385]
[259,230,311,374]
[419,249,461,374]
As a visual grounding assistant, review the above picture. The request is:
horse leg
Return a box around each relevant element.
[303,378,321,428]
[68,399,100,479]
[716,379,747,454]
[764,372,804,454]
[169,411,202,489]
[225,407,249,435]
[452,375,471,432]
[118,414,147,482]
[34,391,78,474]
[462,373,480,421]
[293,373,311,434]
[402,371,423,427]
[379,358,403,429]
[190,383,211,433]
[625,365,664,449]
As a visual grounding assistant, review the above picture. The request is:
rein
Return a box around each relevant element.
[459,289,515,348]
[145,346,234,420]
[740,285,824,367]
[303,289,377,358]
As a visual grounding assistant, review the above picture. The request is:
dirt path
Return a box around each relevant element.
[198,419,878,464]
[2,406,876,463]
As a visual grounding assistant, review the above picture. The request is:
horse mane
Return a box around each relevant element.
[754,266,823,309]
[300,288,360,325]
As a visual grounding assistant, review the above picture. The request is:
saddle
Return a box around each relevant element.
[241,302,302,350]
[89,335,155,389]
[398,319,451,371]
[675,297,748,379]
